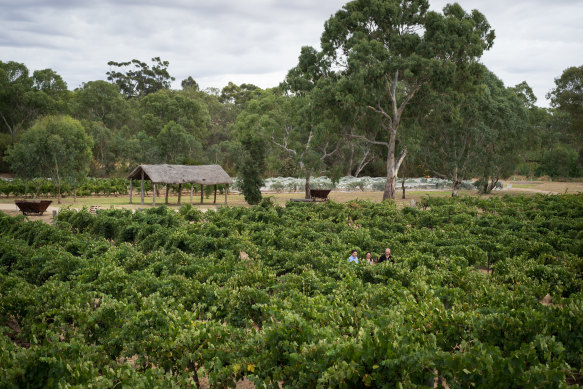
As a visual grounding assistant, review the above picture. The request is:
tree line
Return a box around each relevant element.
[1,0,581,202]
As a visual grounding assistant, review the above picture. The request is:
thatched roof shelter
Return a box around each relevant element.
[127,164,233,206]
[127,164,233,185]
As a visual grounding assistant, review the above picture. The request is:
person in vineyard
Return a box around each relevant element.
[377,248,393,264]
[347,250,359,264]
[365,251,375,265]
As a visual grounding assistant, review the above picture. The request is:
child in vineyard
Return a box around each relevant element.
[347,250,359,264]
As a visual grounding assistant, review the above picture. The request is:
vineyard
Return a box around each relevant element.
[1,194,582,387]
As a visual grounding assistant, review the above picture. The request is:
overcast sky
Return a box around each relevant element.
[1,0,582,107]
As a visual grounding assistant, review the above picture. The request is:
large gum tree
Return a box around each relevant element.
[321,0,495,199]
[6,115,93,203]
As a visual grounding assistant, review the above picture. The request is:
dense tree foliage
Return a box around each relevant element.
[318,0,495,199]
[5,115,93,203]
[548,65,583,145]
[237,134,266,205]
[106,57,175,99]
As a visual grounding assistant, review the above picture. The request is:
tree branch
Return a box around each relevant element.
[397,82,423,118]
[0,112,14,137]
[272,136,297,156]
[354,146,375,177]
[367,105,393,128]
[299,129,314,161]
[349,133,390,149]
[431,170,448,179]
[395,146,407,173]
[320,139,341,161]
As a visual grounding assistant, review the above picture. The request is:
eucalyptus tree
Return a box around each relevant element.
[6,115,93,203]
[0,61,68,143]
[106,57,174,99]
[32,68,68,97]
[420,68,528,195]
[235,84,341,199]
[181,76,199,91]
[237,133,266,205]
[220,82,261,106]
[156,121,202,164]
[280,47,344,198]
[472,71,528,193]
[70,80,129,130]
[287,46,383,178]
[320,0,495,199]
[139,89,210,140]
[84,121,116,175]
[418,64,487,196]
[547,65,583,149]
[509,81,554,176]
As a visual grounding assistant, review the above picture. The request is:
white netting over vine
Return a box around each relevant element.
[231,176,475,192]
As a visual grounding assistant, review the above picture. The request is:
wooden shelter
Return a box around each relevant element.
[127,164,233,206]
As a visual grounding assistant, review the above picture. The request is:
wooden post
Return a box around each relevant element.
[177,183,182,205]
[165,184,169,204]
[153,183,156,206]
[190,184,193,204]
[140,171,144,205]
[200,184,204,204]
[225,184,228,204]
[129,179,133,204]
[213,184,217,204]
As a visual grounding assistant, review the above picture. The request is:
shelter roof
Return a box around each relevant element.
[127,164,233,185]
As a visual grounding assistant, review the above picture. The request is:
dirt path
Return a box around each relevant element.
[503,181,583,195]
[0,203,61,212]
[508,187,557,195]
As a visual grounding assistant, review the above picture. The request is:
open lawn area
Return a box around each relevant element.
[1,180,582,212]
[1,179,582,225]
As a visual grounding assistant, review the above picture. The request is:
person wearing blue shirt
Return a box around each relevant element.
[347,250,359,264]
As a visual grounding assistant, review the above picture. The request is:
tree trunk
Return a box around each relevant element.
[484,176,499,194]
[346,142,354,176]
[54,160,62,204]
[0,112,16,144]
[401,175,406,199]
[304,175,311,200]
[74,188,77,203]
[354,149,372,178]
[383,138,396,200]
[383,137,406,201]
[452,180,461,197]
[451,166,460,197]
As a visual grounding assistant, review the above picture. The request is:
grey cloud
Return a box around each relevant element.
[1,0,581,105]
